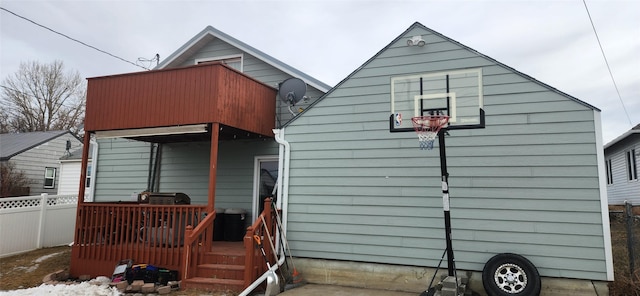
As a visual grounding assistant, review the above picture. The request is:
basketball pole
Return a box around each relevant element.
[438,129,455,277]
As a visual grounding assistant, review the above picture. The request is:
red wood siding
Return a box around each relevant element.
[85,63,276,136]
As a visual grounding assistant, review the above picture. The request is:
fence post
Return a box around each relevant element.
[37,193,48,248]
[625,201,635,277]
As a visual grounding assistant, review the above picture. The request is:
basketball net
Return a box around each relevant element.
[411,115,450,150]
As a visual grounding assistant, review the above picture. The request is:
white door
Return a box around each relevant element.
[252,157,279,219]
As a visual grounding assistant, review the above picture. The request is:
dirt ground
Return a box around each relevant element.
[0,246,236,296]
[1,214,638,295]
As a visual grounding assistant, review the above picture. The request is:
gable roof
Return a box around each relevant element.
[156,25,331,93]
[284,22,600,127]
[604,123,640,150]
[0,130,73,161]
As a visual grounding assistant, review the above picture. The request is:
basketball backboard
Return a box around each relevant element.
[390,68,485,132]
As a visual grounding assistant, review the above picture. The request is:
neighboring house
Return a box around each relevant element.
[71,22,612,294]
[0,130,82,197]
[58,144,94,201]
[604,123,639,205]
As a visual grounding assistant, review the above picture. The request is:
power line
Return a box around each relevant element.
[582,0,632,126]
[0,7,149,71]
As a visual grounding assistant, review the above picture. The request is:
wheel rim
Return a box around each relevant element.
[493,263,527,294]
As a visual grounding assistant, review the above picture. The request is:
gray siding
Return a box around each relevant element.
[158,140,279,211]
[177,38,325,126]
[94,138,278,220]
[605,138,640,205]
[93,138,151,201]
[283,26,609,280]
[9,134,81,196]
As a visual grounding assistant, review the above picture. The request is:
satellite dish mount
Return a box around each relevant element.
[278,78,307,116]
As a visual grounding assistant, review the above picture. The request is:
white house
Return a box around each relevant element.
[58,144,94,201]
[604,123,639,205]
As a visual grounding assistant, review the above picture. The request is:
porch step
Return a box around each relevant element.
[182,277,245,292]
[196,263,244,279]
[183,241,247,292]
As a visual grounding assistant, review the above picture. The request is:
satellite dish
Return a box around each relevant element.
[278,78,307,106]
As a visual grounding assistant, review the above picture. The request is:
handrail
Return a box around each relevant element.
[242,198,276,290]
[184,209,216,245]
[182,209,216,280]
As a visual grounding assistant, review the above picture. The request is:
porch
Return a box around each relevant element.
[71,200,278,291]
[72,62,281,291]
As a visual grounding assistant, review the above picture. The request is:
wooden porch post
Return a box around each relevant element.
[78,133,91,205]
[71,132,91,277]
[207,123,219,213]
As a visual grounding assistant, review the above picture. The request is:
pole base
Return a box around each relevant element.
[429,274,475,296]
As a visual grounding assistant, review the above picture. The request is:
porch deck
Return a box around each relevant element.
[71,200,277,292]
[75,62,280,292]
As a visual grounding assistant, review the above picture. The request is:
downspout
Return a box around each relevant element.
[238,129,291,296]
[272,128,290,238]
[239,128,289,296]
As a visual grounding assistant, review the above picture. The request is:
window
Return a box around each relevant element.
[605,159,613,185]
[44,167,57,189]
[626,149,638,181]
[85,164,92,188]
[195,54,243,72]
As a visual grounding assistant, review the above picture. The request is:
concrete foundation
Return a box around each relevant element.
[293,258,609,296]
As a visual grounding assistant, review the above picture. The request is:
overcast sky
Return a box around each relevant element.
[1,0,638,143]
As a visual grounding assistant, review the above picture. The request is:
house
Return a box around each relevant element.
[604,123,639,205]
[0,130,82,197]
[280,22,612,294]
[58,144,94,201]
[70,25,329,291]
[71,22,612,295]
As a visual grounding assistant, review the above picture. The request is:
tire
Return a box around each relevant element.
[482,253,541,296]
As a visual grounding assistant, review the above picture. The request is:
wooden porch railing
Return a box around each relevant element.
[243,198,277,288]
[71,203,207,277]
[182,208,217,280]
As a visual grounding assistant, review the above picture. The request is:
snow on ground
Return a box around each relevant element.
[0,277,121,296]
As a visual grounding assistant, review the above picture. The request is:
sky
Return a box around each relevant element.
[1,0,638,144]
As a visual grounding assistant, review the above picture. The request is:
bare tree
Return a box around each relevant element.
[0,60,86,134]
[0,162,33,197]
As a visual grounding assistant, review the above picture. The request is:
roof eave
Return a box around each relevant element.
[0,130,72,161]
[283,21,601,128]
[156,26,331,93]
[604,129,640,150]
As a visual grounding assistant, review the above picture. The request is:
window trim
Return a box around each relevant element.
[44,167,57,189]
[195,54,244,72]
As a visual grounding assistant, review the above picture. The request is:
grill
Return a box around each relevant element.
[138,192,191,205]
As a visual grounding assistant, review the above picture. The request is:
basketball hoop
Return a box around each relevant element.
[411,115,450,150]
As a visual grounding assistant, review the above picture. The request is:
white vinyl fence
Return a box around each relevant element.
[0,194,78,258]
